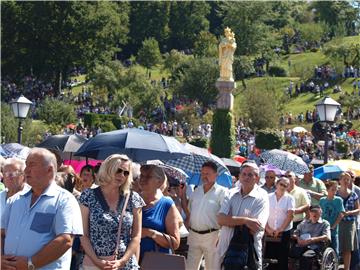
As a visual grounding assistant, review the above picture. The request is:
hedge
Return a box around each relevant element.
[255,129,283,150]
[210,109,235,158]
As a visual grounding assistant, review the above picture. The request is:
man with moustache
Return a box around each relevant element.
[185,161,228,270]
[1,148,83,270]
[216,161,269,270]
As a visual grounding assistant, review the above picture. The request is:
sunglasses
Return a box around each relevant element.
[279,183,288,188]
[265,176,275,179]
[116,168,130,177]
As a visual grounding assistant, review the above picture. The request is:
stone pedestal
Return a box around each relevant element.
[215,80,236,110]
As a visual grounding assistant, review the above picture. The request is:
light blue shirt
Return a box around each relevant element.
[1,181,83,270]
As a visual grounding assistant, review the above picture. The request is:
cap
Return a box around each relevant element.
[240,161,259,175]
[309,205,321,212]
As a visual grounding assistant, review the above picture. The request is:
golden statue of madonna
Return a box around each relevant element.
[218,27,237,81]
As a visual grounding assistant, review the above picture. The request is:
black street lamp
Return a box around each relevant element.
[315,96,340,164]
[10,95,33,144]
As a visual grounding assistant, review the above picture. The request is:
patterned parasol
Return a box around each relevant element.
[260,149,309,175]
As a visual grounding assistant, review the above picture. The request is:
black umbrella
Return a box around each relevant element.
[75,129,190,162]
[37,134,87,160]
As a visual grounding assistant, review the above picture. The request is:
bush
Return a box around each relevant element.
[255,129,283,150]
[189,137,208,148]
[335,140,349,154]
[84,113,140,129]
[210,109,235,158]
[99,121,117,132]
[268,66,288,77]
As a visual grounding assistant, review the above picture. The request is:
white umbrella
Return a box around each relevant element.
[292,126,307,133]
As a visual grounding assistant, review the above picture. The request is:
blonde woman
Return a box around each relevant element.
[80,154,145,270]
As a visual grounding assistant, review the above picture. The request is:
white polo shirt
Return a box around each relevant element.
[188,183,228,231]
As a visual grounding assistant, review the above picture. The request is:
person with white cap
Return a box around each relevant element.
[216,161,269,269]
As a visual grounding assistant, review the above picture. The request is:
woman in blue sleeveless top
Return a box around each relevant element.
[139,165,180,260]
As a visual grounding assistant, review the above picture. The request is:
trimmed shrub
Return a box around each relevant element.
[189,137,208,148]
[99,121,117,132]
[268,66,288,77]
[255,129,283,150]
[210,109,235,158]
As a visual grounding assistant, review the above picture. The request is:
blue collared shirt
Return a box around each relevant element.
[1,181,83,270]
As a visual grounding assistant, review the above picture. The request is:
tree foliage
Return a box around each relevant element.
[137,38,162,70]
[193,31,217,58]
[174,57,218,106]
[324,41,360,67]
[168,2,211,50]
[37,97,77,127]
[89,61,164,118]
[1,1,129,94]
[240,79,286,130]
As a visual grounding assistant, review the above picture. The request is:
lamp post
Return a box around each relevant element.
[315,96,340,164]
[10,95,33,144]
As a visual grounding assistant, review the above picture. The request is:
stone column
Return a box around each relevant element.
[215,80,236,111]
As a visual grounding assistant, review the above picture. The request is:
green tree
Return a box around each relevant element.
[89,61,164,119]
[1,2,129,95]
[137,38,162,71]
[193,31,217,58]
[125,1,171,55]
[310,1,359,36]
[174,58,218,106]
[37,97,77,127]
[1,103,17,143]
[240,79,286,130]
[168,2,211,50]
[163,49,191,73]
[324,41,360,66]
[297,22,327,48]
[220,2,275,56]
[233,56,255,89]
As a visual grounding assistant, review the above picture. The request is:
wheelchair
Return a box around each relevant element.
[288,240,339,270]
[263,235,338,270]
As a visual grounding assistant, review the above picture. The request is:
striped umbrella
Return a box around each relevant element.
[166,143,229,175]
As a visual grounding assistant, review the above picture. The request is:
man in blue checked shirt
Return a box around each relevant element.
[1,148,83,270]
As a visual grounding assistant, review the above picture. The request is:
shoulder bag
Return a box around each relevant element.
[222,225,258,270]
[82,191,130,270]
[140,233,186,270]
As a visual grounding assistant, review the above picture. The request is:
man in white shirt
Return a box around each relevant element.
[185,161,228,270]
[216,161,269,270]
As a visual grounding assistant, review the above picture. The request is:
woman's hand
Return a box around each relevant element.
[94,258,110,270]
[103,259,126,269]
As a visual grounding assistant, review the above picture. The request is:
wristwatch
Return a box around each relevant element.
[28,257,35,270]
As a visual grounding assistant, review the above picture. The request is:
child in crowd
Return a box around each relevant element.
[319,180,345,255]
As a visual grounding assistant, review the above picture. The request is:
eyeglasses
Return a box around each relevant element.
[3,171,23,178]
[279,183,288,188]
[116,168,130,177]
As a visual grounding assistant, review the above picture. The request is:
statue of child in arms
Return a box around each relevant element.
[218,27,237,82]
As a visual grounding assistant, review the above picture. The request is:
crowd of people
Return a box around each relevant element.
[2,146,360,270]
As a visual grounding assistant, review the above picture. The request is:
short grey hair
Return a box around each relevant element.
[3,157,26,172]
[29,148,58,175]
[240,162,260,176]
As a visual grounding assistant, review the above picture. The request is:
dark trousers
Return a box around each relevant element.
[265,230,291,270]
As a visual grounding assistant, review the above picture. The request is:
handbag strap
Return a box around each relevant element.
[114,191,130,257]
[162,233,175,254]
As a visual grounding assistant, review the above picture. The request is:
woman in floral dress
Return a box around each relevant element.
[80,154,145,270]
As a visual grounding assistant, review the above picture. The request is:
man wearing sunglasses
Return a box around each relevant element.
[261,170,277,194]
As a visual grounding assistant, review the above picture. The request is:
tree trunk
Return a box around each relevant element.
[241,78,247,89]
[54,71,62,97]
